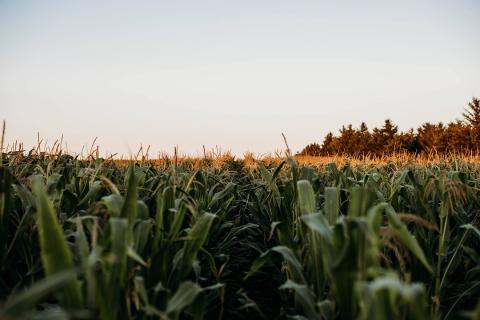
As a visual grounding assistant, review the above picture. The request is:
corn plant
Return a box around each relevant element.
[0,154,479,319]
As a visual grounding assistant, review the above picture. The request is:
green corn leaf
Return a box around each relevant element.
[1,268,80,316]
[127,246,148,267]
[121,165,138,226]
[109,218,128,286]
[179,213,216,278]
[317,299,334,320]
[385,206,432,273]
[169,203,187,240]
[133,219,152,256]
[279,280,318,319]
[166,281,203,319]
[75,220,98,310]
[0,166,12,231]
[268,221,282,241]
[102,194,124,217]
[301,213,333,245]
[244,249,275,280]
[366,203,388,235]
[32,177,83,310]
[324,187,340,225]
[297,180,316,215]
[136,200,149,219]
[155,188,167,234]
[361,275,429,320]
[133,276,149,306]
[245,246,306,284]
[77,180,103,207]
[12,183,35,210]
[208,182,235,209]
[75,220,90,266]
[461,223,480,240]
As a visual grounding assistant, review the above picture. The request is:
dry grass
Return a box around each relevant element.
[4,137,480,169]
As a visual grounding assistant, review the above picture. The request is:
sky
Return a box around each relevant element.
[1,0,479,157]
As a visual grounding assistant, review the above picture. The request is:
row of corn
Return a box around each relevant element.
[0,155,479,319]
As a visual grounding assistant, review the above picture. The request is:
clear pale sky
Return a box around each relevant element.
[1,1,479,156]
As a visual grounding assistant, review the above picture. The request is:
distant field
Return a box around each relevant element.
[0,153,479,319]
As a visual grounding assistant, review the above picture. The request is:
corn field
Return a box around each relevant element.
[0,154,479,319]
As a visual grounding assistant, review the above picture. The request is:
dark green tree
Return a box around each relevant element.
[371,119,399,155]
[463,97,480,128]
[417,122,445,154]
[321,132,338,155]
[299,143,322,156]
[463,97,480,148]
[299,97,480,156]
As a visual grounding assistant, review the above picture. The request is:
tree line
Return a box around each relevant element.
[299,97,480,156]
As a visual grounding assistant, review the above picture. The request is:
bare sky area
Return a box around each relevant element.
[1,0,479,156]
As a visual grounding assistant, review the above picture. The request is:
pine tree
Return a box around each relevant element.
[443,121,473,153]
[381,119,398,138]
[301,97,479,156]
[417,122,446,153]
[463,97,480,128]
[299,143,322,156]
[359,122,368,133]
[463,97,480,149]
[357,122,371,155]
[321,132,336,155]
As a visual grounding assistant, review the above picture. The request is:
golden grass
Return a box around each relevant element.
[4,136,480,169]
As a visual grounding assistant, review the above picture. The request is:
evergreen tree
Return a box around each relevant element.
[381,119,398,138]
[299,97,480,156]
[417,122,445,153]
[382,119,399,154]
[357,122,371,154]
[338,124,357,154]
[463,97,480,128]
[321,132,337,155]
[442,121,473,153]
[463,97,480,148]
[370,119,399,155]
[299,143,322,156]
[397,129,419,154]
